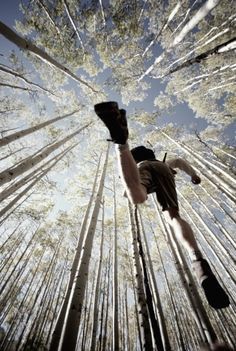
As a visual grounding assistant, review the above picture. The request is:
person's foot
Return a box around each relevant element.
[94,101,128,144]
[192,258,230,309]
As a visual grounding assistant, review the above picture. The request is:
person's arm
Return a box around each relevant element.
[116,144,148,204]
[167,158,201,184]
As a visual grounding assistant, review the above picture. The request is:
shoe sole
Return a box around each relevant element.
[94,102,128,144]
[201,275,230,309]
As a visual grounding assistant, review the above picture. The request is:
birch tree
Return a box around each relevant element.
[0,21,100,94]
[0,123,90,186]
[58,144,109,351]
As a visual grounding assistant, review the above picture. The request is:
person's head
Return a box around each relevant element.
[131,146,156,163]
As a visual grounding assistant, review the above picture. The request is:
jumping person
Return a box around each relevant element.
[94,101,230,310]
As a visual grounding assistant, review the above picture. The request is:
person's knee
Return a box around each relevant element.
[127,189,147,205]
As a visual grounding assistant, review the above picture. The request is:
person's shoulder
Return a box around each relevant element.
[138,159,159,165]
[137,159,162,171]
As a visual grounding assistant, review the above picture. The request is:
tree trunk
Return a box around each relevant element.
[46,254,69,348]
[160,130,236,203]
[90,200,105,351]
[166,37,236,76]
[154,202,217,345]
[101,252,111,351]
[63,0,85,52]
[0,110,80,147]
[0,21,99,93]
[59,144,109,351]
[0,123,90,186]
[0,143,77,202]
[0,64,56,96]
[128,201,153,351]
[112,175,119,351]
[134,206,164,351]
[98,262,109,351]
[138,207,171,351]
[49,152,102,351]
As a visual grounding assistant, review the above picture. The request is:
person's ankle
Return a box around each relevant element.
[190,250,203,262]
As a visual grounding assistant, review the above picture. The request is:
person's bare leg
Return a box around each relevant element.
[163,208,202,261]
[164,208,230,309]
[115,144,147,204]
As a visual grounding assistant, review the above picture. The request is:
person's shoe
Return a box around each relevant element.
[94,101,128,144]
[192,258,230,309]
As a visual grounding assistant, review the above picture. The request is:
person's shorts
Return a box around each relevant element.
[138,160,178,211]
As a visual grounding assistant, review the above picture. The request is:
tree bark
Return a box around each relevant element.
[90,200,105,351]
[112,175,119,351]
[59,145,109,351]
[0,21,99,93]
[0,123,90,186]
[128,201,153,351]
[134,206,164,351]
[0,110,80,147]
[49,152,102,351]
[0,64,56,96]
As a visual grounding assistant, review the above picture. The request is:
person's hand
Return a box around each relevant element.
[191,175,201,184]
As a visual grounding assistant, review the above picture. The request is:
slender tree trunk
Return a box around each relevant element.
[0,123,91,185]
[0,227,39,296]
[0,230,24,276]
[36,0,61,35]
[101,253,111,351]
[199,184,235,223]
[178,191,236,264]
[90,200,105,351]
[160,130,236,203]
[0,144,78,219]
[63,0,85,52]
[134,207,164,351]
[0,110,80,147]
[112,175,119,351]
[82,272,96,351]
[194,131,235,172]
[0,143,77,202]
[154,203,217,346]
[138,207,171,351]
[0,249,38,328]
[124,284,130,351]
[0,82,37,93]
[31,253,65,349]
[0,193,32,226]
[18,238,63,350]
[165,37,236,76]
[46,254,69,348]
[0,123,90,186]
[182,140,236,187]
[0,64,56,96]
[150,196,186,349]
[0,222,21,251]
[49,152,102,351]
[127,250,143,351]
[59,145,109,351]
[0,21,99,93]
[128,201,153,351]
[192,190,236,249]
[98,262,109,351]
